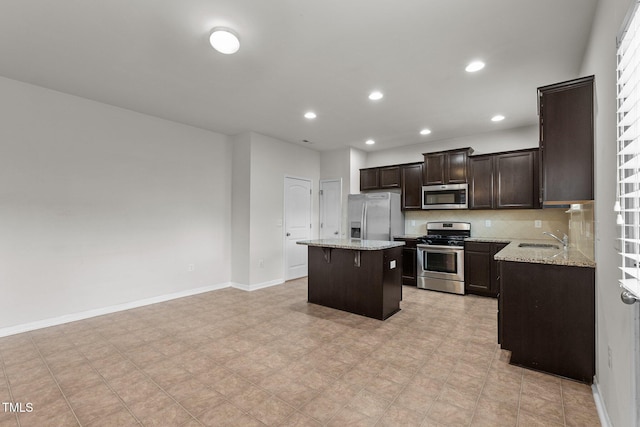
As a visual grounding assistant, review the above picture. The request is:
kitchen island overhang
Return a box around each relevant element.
[297,239,405,320]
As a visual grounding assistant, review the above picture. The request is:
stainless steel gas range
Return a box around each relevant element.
[416,222,471,295]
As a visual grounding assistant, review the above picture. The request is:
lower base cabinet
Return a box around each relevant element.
[498,260,595,383]
[394,237,418,286]
[464,241,508,297]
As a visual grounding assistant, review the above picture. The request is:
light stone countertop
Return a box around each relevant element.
[297,239,405,250]
[485,238,596,268]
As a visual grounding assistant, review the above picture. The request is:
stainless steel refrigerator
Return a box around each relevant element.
[348,192,404,241]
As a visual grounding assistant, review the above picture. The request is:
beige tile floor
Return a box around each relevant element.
[0,279,600,426]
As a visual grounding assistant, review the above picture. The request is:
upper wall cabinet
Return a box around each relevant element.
[538,76,594,205]
[423,148,473,185]
[400,163,423,210]
[469,149,540,209]
[360,166,400,191]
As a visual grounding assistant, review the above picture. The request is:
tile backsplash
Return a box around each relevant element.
[405,207,595,263]
[568,202,595,261]
[405,209,569,240]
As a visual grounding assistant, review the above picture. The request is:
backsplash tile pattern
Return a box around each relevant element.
[405,207,596,263]
[568,202,595,261]
[405,209,569,240]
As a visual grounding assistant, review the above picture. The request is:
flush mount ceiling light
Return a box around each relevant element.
[304,111,317,119]
[420,128,432,135]
[465,61,485,72]
[365,139,375,145]
[209,27,240,54]
[491,114,505,122]
[368,91,384,101]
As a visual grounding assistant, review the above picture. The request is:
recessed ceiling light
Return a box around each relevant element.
[420,129,432,135]
[209,27,240,54]
[465,61,485,72]
[365,139,375,145]
[491,114,505,122]
[304,112,317,119]
[368,91,384,101]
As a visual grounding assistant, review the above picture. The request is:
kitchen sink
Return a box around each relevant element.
[518,243,560,249]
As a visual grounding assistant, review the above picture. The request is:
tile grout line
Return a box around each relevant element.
[0,346,20,427]
[466,339,501,426]
[28,334,82,427]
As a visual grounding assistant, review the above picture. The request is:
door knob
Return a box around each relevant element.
[286,232,291,236]
[334,231,339,235]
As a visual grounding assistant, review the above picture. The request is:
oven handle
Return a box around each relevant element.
[417,244,464,253]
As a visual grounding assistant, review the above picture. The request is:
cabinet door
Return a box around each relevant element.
[464,242,492,296]
[379,166,401,188]
[469,156,494,209]
[447,150,468,184]
[495,150,537,209]
[490,243,508,296]
[539,76,594,203]
[401,247,417,286]
[423,153,445,185]
[360,168,380,191]
[401,163,423,210]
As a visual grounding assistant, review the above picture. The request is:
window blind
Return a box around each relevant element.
[617,1,640,300]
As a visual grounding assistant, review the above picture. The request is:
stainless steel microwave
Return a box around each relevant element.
[422,183,468,209]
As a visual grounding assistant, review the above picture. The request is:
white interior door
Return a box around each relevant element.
[319,179,342,239]
[284,176,311,280]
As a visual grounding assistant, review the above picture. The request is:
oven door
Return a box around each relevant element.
[417,244,464,282]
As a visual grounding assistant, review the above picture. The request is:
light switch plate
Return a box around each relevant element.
[534,220,542,228]
[390,260,396,269]
[485,220,491,227]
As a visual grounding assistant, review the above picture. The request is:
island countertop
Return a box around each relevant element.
[297,239,405,250]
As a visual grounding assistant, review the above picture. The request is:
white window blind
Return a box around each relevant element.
[617,1,640,300]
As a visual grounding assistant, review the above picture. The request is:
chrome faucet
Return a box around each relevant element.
[543,230,569,250]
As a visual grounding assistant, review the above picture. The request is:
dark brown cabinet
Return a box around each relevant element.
[423,148,472,185]
[538,76,594,204]
[469,149,540,209]
[360,166,400,191]
[464,241,508,297]
[499,260,595,383]
[400,163,423,210]
[394,237,418,286]
[380,166,401,188]
[308,246,403,320]
[360,168,380,190]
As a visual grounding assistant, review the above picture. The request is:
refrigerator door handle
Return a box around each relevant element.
[362,202,367,240]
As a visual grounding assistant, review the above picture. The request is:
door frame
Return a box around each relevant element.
[319,178,342,239]
[283,175,313,281]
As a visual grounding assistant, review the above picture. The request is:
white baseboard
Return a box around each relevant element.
[231,278,284,292]
[0,282,231,338]
[592,378,613,427]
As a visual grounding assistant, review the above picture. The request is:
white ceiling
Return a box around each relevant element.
[0,0,598,152]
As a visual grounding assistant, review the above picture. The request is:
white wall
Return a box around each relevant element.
[247,132,321,287]
[580,0,640,425]
[350,148,367,194]
[0,76,233,331]
[231,133,251,286]
[365,125,538,167]
[320,148,351,237]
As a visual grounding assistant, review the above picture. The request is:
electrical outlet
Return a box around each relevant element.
[411,220,416,226]
[485,220,492,227]
[608,345,612,369]
[534,220,542,228]
[187,264,195,272]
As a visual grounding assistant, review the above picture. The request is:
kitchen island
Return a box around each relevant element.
[297,239,405,320]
